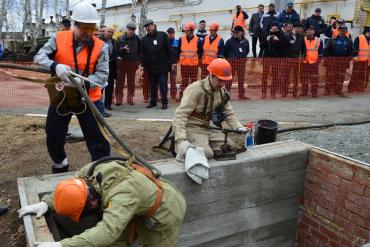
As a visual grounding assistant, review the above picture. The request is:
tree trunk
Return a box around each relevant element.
[101,0,107,27]
[0,0,7,46]
[139,0,148,37]
[22,0,31,41]
[30,0,45,53]
[131,0,138,24]
[54,0,60,29]
[65,0,70,18]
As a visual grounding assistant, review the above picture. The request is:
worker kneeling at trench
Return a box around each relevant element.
[19,158,186,247]
[173,58,247,183]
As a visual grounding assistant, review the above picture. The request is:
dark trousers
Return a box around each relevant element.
[45,105,110,164]
[142,69,150,101]
[252,36,262,58]
[200,63,209,79]
[180,65,198,95]
[225,59,246,97]
[104,76,115,107]
[349,61,368,93]
[281,58,300,97]
[169,65,178,99]
[149,73,168,106]
[301,63,319,96]
[116,60,139,104]
[325,58,350,95]
[261,58,279,97]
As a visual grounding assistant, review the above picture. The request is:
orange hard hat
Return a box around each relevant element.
[209,22,220,30]
[54,178,88,222]
[207,58,232,80]
[184,22,196,31]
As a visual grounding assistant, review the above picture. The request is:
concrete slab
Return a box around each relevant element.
[19,140,311,247]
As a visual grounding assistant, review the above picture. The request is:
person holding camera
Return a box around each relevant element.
[260,21,289,98]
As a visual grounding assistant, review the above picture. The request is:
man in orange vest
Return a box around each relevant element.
[348,26,370,93]
[177,22,203,101]
[301,25,323,97]
[232,5,248,31]
[201,22,225,78]
[326,18,351,39]
[34,1,110,173]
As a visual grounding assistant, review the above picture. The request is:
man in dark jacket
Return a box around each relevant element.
[278,2,300,27]
[117,22,141,105]
[260,3,279,56]
[101,27,118,111]
[323,24,353,95]
[283,22,306,97]
[224,25,249,99]
[141,20,175,110]
[261,21,289,98]
[305,8,326,37]
[249,4,264,58]
[196,20,208,41]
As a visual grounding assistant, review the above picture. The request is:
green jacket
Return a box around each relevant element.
[42,161,186,247]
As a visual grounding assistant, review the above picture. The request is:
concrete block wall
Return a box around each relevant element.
[296,149,370,246]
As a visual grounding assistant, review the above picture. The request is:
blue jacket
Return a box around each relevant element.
[278,10,300,26]
[260,11,279,36]
[224,37,249,58]
[0,44,3,59]
[169,38,179,60]
[324,36,353,57]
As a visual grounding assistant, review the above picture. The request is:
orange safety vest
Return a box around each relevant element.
[304,37,320,64]
[202,35,221,65]
[233,12,246,30]
[179,35,199,66]
[358,35,370,62]
[332,28,351,39]
[55,30,105,101]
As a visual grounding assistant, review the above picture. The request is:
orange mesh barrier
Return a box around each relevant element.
[0,57,369,109]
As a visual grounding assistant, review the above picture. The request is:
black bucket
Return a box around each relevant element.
[255,119,278,145]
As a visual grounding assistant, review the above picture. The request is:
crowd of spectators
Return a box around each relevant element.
[88,2,367,115]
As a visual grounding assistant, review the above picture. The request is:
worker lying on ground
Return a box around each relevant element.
[19,158,186,247]
[172,58,247,183]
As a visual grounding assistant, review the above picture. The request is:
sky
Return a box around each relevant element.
[71,0,131,9]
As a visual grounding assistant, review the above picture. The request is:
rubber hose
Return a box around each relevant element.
[0,63,49,73]
[278,120,370,133]
[156,126,173,147]
[86,156,129,178]
[70,77,161,177]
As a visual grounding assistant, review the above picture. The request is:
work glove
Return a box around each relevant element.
[55,64,72,84]
[34,242,62,247]
[236,127,248,133]
[18,201,48,219]
[176,140,193,161]
[64,77,83,88]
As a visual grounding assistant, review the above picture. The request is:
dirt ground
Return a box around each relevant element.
[0,114,245,246]
[0,115,172,246]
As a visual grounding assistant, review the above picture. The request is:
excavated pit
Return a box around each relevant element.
[18,140,370,246]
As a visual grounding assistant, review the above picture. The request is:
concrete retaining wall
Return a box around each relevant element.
[19,140,310,246]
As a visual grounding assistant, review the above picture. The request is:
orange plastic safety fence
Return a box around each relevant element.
[0,57,369,109]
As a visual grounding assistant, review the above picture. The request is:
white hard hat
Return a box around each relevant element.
[71,1,100,24]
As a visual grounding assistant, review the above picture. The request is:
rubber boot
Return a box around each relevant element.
[0,205,8,216]
[52,165,69,174]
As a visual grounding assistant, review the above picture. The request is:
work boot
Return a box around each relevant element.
[161,104,168,110]
[146,104,157,108]
[102,112,112,118]
[52,165,69,174]
[0,205,8,216]
[105,105,113,111]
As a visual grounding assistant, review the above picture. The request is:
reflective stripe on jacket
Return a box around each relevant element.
[202,35,221,65]
[179,35,199,66]
[358,35,370,62]
[304,37,320,64]
[55,31,105,101]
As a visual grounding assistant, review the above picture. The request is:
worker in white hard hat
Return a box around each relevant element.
[33,1,110,175]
